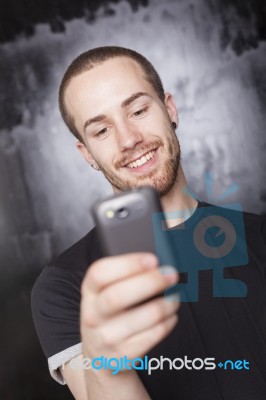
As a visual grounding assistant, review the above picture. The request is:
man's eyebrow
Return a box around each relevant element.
[121,92,151,108]
[84,114,106,132]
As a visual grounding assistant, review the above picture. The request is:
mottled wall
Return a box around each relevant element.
[0,0,265,398]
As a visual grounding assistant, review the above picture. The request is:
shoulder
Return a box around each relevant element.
[31,226,103,358]
[49,226,103,272]
[199,201,266,248]
[201,201,265,232]
[31,225,102,318]
[242,209,266,236]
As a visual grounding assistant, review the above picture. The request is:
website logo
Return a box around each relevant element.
[152,172,248,302]
[64,355,250,375]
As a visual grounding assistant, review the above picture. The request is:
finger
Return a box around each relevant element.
[82,253,158,294]
[97,295,180,346]
[97,266,179,317]
[120,314,178,360]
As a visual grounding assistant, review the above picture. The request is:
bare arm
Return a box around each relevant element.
[62,252,179,399]
[61,354,151,400]
[60,355,88,400]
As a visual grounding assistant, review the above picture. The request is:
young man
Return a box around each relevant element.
[32,47,266,400]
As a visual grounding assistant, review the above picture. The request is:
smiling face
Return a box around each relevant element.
[64,56,180,196]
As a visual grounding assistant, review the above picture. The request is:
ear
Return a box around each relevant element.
[76,141,100,170]
[164,93,179,128]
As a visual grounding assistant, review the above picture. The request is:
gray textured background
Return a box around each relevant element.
[0,0,265,398]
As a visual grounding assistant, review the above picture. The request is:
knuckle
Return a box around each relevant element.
[156,316,175,338]
[99,328,116,347]
[88,263,103,287]
[101,289,119,313]
[82,308,99,328]
[157,322,169,337]
[152,301,166,322]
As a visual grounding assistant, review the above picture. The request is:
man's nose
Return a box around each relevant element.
[115,121,143,151]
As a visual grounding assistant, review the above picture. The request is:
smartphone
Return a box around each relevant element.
[92,186,162,256]
[92,186,178,299]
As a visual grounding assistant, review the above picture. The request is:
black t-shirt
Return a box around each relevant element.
[31,202,266,400]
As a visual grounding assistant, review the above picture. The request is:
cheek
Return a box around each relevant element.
[95,147,115,168]
[148,113,170,134]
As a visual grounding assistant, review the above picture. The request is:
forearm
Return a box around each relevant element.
[83,361,151,400]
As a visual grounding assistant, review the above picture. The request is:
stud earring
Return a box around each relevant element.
[172,122,177,130]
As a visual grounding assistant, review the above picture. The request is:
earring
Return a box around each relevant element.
[91,164,99,170]
[172,122,177,130]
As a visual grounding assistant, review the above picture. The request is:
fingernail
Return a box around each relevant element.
[164,293,180,302]
[158,265,178,282]
[142,253,158,269]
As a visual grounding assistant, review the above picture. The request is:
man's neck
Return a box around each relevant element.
[160,166,198,229]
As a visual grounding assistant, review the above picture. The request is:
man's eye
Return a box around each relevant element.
[133,107,148,117]
[95,127,107,137]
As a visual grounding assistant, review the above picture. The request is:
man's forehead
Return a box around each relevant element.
[67,56,150,94]
[65,56,155,110]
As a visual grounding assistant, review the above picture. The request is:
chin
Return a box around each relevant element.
[137,175,177,197]
[107,158,179,195]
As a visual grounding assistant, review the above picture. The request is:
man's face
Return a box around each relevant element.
[65,57,180,196]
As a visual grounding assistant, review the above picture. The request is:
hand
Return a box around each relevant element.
[80,252,180,362]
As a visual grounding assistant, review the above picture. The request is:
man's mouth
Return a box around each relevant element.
[125,149,157,169]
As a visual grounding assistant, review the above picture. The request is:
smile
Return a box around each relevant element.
[126,150,156,169]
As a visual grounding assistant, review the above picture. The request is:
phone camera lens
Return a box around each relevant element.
[117,207,129,219]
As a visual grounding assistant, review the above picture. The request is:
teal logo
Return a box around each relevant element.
[153,173,248,302]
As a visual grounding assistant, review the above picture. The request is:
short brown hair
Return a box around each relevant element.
[58,46,165,142]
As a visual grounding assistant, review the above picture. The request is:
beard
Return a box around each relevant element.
[96,121,181,198]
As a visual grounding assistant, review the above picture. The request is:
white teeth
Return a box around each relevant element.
[126,150,156,169]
